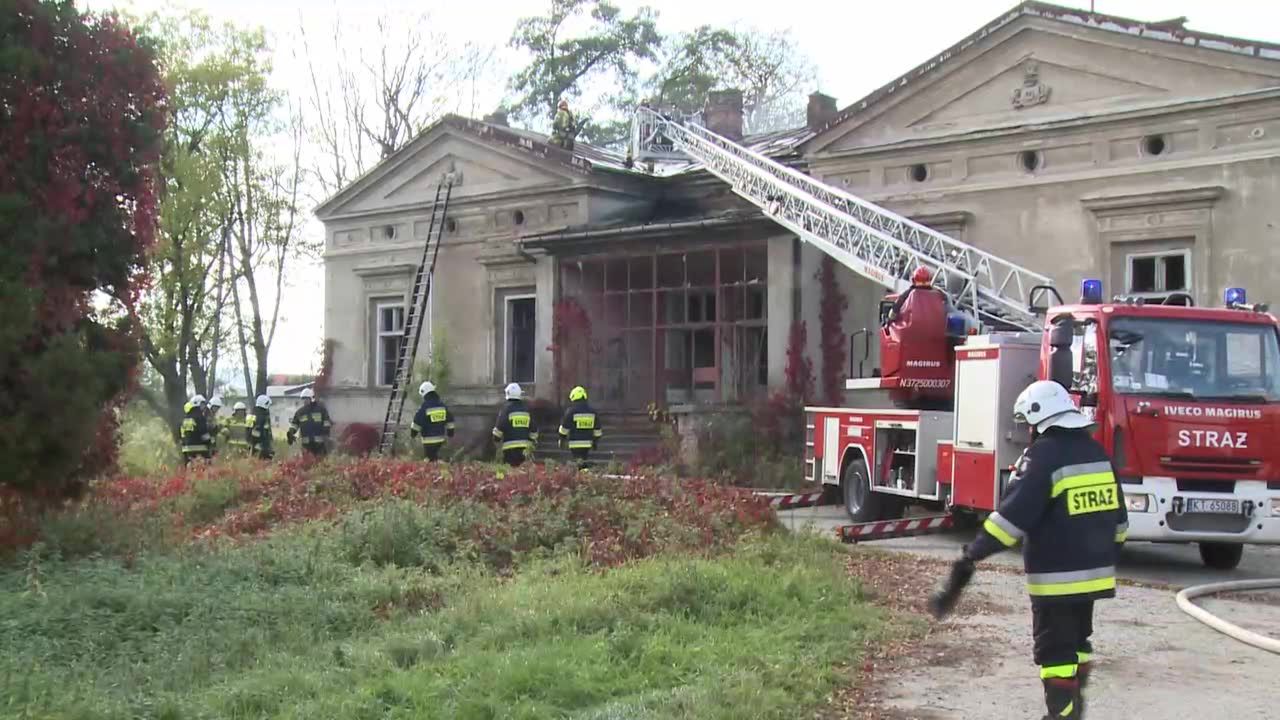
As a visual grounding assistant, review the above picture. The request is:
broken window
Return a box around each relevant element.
[1127,251,1189,297]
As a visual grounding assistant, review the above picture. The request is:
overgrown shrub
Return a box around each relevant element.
[338,422,381,456]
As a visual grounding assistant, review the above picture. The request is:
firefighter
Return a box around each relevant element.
[223,401,252,455]
[929,380,1127,720]
[206,395,224,455]
[410,381,455,461]
[180,394,213,465]
[550,99,577,151]
[492,382,537,467]
[287,387,332,457]
[249,394,274,460]
[558,385,602,468]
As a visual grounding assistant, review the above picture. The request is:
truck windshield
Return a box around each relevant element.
[1108,317,1280,401]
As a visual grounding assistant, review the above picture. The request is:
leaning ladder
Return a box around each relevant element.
[377,174,455,455]
[631,108,1052,331]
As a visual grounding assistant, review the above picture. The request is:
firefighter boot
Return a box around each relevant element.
[1076,662,1092,718]
[1041,678,1081,719]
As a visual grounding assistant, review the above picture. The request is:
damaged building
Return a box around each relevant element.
[316,1,1280,450]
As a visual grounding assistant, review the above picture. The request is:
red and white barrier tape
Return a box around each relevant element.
[837,514,954,543]
[755,491,830,510]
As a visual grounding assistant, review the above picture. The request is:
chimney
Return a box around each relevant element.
[807,92,837,131]
[703,89,744,141]
[483,109,509,127]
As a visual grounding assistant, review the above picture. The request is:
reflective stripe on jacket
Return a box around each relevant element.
[493,400,538,451]
[559,400,603,450]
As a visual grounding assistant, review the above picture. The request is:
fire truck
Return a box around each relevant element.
[631,108,1280,570]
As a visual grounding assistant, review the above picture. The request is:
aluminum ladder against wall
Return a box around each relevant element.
[630,108,1051,332]
[377,174,455,455]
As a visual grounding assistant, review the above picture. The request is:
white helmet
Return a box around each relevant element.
[301,387,315,399]
[419,381,436,397]
[504,382,523,400]
[1013,380,1092,432]
[209,394,223,408]
[255,394,272,409]
[190,394,207,407]
[232,401,247,412]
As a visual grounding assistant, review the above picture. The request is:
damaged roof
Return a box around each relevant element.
[519,207,767,249]
[806,0,1280,143]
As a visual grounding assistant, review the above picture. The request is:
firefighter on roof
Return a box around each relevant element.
[411,381,455,461]
[929,380,1127,720]
[558,385,602,468]
[249,394,274,460]
[492,383,537,467]
[287,387,332,457]
[550,99,578,151]
[180,395,213,465]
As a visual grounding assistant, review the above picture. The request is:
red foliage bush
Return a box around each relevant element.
[338,423,381,456]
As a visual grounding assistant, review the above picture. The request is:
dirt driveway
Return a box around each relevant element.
[785,510,1280,719]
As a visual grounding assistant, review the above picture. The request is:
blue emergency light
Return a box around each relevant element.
[946,314,967,337]
[1081,279,1104,304]
[1225,287,1247,306]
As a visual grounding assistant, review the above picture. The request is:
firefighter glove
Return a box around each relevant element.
[286,428,297,445]
[927,555,975,620]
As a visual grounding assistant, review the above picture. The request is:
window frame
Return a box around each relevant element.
[504,294,537,384]
[1124,249,1191,300]
[374,301,406,388]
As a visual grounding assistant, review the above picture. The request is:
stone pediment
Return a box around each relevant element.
[813,16,1280,153]
[315,123,579,219]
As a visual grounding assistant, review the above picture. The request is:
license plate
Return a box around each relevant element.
[1185,498,1241,515]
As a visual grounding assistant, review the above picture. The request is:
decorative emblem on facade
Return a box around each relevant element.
[1011,62,1051,110]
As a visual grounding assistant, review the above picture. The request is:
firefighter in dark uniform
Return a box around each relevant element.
[411,381,455,461]
[558,385,603,468]
[180,394,213,465]
[492,382,537,467]
[929,380,1127,720]
[206,395,224,456]
[249,394,274,460]
[287,387,332,457]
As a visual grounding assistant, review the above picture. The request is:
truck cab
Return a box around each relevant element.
[1041,285,1280,568]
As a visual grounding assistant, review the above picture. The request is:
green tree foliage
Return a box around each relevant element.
[507,0,661,139]
[0,0,166,493]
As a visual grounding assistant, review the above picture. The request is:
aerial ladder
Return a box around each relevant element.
[630,108,1051,331]
[377,174,455,455]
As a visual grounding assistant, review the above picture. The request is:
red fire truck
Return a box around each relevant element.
[805,279,1280,569]
[626,106,1280,570]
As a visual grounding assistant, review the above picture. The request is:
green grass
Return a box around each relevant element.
[0,525,876,720]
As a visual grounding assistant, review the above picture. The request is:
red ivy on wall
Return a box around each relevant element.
[783,320,814,404]
[547,298,597,403]
[816,257,848,405]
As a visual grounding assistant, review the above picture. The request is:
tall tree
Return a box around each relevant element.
[134,11,253,439]
[507,0,661,139]
[648,26,816,134]
[0,0,165,493]
[299,9,498,200]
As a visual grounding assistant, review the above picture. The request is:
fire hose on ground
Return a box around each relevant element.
[1175,578,1280,654]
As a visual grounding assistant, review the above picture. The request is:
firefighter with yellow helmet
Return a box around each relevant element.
[558,385,603,468]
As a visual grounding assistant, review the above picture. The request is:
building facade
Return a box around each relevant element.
[316,2,1280,429]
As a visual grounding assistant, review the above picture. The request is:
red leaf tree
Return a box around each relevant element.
[0,0,166,495]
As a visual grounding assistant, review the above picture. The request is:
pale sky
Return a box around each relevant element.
[80,0,1280,375]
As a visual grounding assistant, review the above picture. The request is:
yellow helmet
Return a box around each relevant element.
[569,385,587,402]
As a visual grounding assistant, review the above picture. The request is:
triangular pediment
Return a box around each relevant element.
[316,122,577,218]
[813,15,1280,153]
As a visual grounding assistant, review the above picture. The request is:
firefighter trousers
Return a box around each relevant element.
[570,447,590,468]
[422,444,442,461]
[501,448,528,467]
[1033,601,1094,718]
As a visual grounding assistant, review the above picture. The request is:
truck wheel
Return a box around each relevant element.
[842,456,883,523]
[1198,542,1244,570]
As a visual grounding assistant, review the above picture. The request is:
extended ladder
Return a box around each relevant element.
[631,109,1051,331]
[377,174,455,454]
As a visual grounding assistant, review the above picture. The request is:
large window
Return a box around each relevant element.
[1108,317,1280,401]
[374,302,405,387]
[506,296,536,384]
[559,245,767,407]
[1126,250,1189,300]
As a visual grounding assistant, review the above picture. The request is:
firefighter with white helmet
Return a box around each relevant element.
[222,401,251,455]
[180,394,213,465]
[929,380,1126,719]
[411,380,455,461]
[206,395,224,455]
[249,394,274,459]
[287,386,333,457]
[558,385,603,468]
[492,382,538,466]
